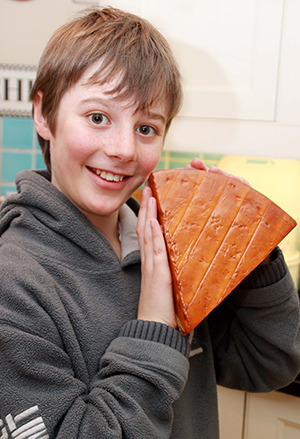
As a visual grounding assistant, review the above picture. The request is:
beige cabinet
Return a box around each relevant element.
[108,0,284,121]
[107,0,300,159]
[244,392,300,439]
[276,0,300,124]
[218,387,300,439]
[217,386,245,439]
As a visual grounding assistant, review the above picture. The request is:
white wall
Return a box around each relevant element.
[1,0,300,159]
[0,0,87,65]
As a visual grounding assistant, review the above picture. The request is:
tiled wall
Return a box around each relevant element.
[0,117,45,196]
[0,116,222,197]
[156,150,222,170]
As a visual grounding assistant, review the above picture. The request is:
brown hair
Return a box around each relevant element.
[30,7,183,172]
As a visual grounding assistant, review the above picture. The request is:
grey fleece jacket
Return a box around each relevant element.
[0,170,299,439]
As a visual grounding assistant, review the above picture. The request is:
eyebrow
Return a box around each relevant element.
[80,97,166,125]
[145,111,166,125]
[80,97,110,108]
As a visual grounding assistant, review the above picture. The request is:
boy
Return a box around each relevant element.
[0,7,299,439]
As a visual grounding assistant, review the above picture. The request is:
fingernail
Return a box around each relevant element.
[142,185,150,200]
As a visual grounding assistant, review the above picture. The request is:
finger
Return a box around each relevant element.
[149,218,176,327]
[190,158,208,171]
[151,219,176,327]
[143,196,157,248]
[142,197,157,275]
[208,166,251,187]
[150,219,169,274]
[140,185,152,212]
[144,197,157,255]
[208,165,230,177]
[136,186,152,256]
[146,195,157,222]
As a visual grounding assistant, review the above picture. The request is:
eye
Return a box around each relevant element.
[137,125,156,136]
[89,113,109,125]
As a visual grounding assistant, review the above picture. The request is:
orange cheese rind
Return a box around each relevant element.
[148,168,297,335]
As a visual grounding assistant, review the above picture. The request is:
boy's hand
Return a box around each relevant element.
[187,157,250,186]
[136,186,177,329]
[184,158,208,171]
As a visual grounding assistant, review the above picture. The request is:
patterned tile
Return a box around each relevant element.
[2,151,32,182]
[3,117,34,149]
[0,185,16,197]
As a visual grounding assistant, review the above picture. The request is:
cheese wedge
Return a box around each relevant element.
[148,168,297,335]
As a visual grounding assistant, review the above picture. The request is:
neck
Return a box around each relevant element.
[87,210,122,260]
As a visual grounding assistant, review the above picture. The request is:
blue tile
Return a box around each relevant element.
[2,152,32,182]
[3,117,34,149]
[0,186,16,197]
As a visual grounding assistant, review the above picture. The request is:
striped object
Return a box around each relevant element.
[148,168,297,335]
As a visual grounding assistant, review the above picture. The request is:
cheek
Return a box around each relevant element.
[139,147,162,175]
[53,130,91,164]
[67,142,89,162]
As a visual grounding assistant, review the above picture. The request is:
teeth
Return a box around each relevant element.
[92,168,124,182]
[106,172,114,181]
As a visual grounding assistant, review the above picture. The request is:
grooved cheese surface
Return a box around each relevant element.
[148,169,297,335]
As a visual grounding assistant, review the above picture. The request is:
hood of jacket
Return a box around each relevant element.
[0,170,141,270]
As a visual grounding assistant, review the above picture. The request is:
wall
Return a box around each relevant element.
[1,0,300,197]
[0,0,89,195]
[0,0,86,65]
[2,0,300,158]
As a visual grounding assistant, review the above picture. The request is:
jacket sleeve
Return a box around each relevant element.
[0,318,189,439]
[0,250,190,439]
[207,247,300,392]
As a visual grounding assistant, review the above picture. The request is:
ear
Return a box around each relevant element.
[32,91,51,140]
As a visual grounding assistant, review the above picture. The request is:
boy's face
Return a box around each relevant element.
[38,63,167,223]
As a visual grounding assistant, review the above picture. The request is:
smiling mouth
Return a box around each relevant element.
[88,167,126,182]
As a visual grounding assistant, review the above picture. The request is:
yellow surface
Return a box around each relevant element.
[217,155,300,288]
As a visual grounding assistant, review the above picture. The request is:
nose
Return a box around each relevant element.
[105,126,137,163]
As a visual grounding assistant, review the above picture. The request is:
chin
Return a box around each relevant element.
[87,200,122,217]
